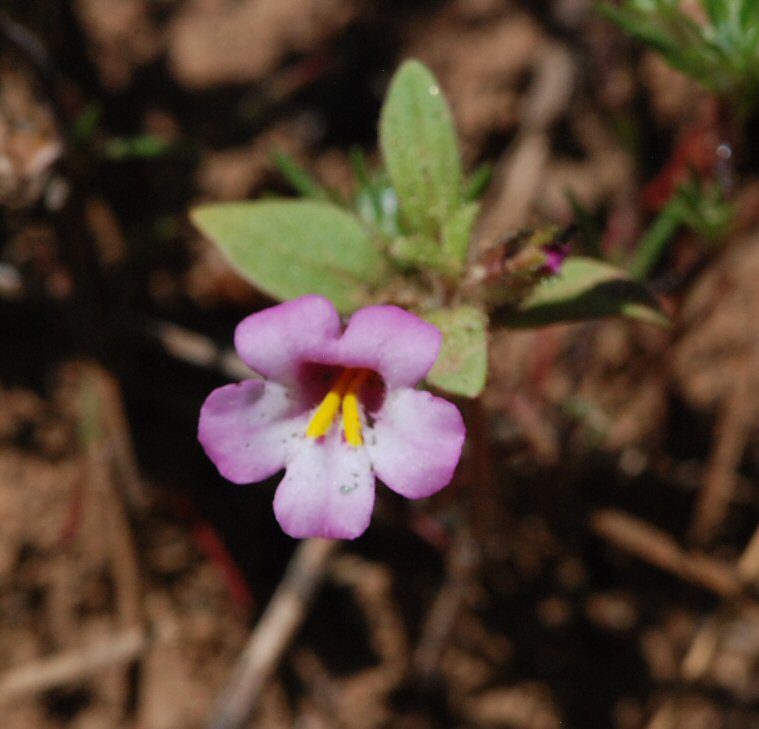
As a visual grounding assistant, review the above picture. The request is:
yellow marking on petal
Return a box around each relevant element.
[342,369,370,447]
[306,369,354,440]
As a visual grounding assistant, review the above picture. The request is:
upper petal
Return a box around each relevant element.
[366,388,465,499]
[273,430,375,539]
[332,305,442,387]
[198,380,305,484]
[234,295,342,384]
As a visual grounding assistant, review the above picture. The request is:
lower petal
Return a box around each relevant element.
[367,388,465,499]
[273,431,375,539]
[198,380,304,484]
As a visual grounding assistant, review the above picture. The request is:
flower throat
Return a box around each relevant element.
[306,368,370,446]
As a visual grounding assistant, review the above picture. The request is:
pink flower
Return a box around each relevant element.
[198,295,466,539]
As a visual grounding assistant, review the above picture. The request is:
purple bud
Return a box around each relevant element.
[542,240,571,275]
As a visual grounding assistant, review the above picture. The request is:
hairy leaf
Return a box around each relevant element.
[191,200,387,313]
[379,60,462,237]
[497,257,669,328]
[425,305,488,398]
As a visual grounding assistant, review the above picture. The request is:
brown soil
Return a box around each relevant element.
[2,1,759,728]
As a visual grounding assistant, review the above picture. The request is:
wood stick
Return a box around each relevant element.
[0,628,146,703]
[737,522,759,586]
[90,365,148,509]
[81,364,145,631]
[642,515,759,729]
[476,43,574,246]
[688,350,756,545]
[412,529,478,684]
[590,509,742,597]
[144,319,251,381]
[206,538,339,729]
[77,364,146,715]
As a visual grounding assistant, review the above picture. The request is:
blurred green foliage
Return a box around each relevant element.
[601,0,759,113]
[630,178,734,279]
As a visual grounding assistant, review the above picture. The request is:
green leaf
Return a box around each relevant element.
[497,256,669,328]
[379,60,462,237]
[566,189,603,259]
[389,202,479,275]
[351,149,402,239]
[191,200,388,313]
[630,178,735,281]
[600,0,759,109]
[424,305,488,398]
[272,151,330,201]
[441,202,480,271]
[103,134,175,160]
[389,235,443,270]
[463,163,493,202]
[629,201,682,281]
[388,203,478,275]
[72,102,104,145]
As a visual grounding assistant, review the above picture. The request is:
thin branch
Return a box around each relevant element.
[688,346,757,545]
[590,509,743,597]
[206,538,339,729]
[143,319,251,381]
[80,364,145,630]
[0,628,146,704]
[412,529,479,685]
[642,515,759,729]
[475,43,574,244]
[737,522,759,586]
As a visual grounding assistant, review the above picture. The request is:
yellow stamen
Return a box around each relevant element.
[306,369,354,440]
[342,369,370,447]
[305,368,372,446]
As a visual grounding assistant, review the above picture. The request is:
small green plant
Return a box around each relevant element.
[72,101,182,161]
[192,60,665,399]
[600,1,746,280]
[601,0,759,114]
[630,177,734,280]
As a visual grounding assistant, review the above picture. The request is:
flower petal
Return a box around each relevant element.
[333,306,442,386]
[234,295,342,384]
[198,380,305,484]
[367,388,465,498]
[273,430,375,539]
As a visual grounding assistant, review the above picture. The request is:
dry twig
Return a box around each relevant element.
[641,520,759,729]
[412,529,480,685]
[688,346,757,545]
[80,364,145,631]
[476,43,574,245]
[0,364,148,705]
[0,628,147,704]
[144,319,251,381]
[590,509,742,598]
[206,538,339,729]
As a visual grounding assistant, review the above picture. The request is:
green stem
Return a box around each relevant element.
[272,151,328,201]
[630,203,682,281]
